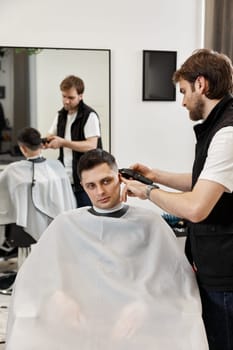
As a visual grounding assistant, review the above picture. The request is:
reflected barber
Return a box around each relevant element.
[45,75,103,208]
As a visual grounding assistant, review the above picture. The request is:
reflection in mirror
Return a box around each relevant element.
[0,47,111,160]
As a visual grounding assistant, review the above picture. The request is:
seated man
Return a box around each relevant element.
[0,127,76,242]
[6,149,208,350]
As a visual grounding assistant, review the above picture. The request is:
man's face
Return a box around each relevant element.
[179,79,205,121]
[81,163,121,209]
[61,87,82,113]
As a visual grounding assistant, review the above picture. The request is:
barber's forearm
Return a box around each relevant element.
[122,178,196,220]
[149,188,196,220]
[123,177,224,223]
[149,180,223,223]
[63,137,98,152]
[153,169,192,192]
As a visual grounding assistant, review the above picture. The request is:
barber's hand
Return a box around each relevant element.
[121,178,147,202]
[45,136,64,149]
[130,163,155,182]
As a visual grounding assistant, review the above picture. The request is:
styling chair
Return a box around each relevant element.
[162,213,188,237]
[0,224,36,294]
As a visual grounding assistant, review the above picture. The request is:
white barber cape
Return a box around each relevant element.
[6,205,208,350]
[0,159,76,241]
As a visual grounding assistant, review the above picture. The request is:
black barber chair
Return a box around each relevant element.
[162,213,188,237]
[0,224,36,294]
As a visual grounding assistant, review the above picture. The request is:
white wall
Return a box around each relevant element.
[0,0,205,211]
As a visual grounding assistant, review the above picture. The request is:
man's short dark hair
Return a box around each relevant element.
[17,127,42,151]
[78,149,118,179]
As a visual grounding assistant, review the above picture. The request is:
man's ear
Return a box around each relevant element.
[195,76,207,93]
[19,144,27,156]
[118,173,122,183]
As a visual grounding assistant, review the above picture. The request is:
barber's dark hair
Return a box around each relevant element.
[78,149,118,179]
[173,48,233,99]
[60,75,85,94]
[17,127,42,151]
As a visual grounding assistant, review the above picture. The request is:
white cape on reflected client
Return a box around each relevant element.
[0,159,76,241]
[6,206,208,349]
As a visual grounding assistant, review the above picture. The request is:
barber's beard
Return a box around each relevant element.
[189,96,205,121]
[64,105,78,114]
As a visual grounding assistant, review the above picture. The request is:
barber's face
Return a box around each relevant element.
[61,87,82,114]
[179,79,205,121]
[81,163,121,209]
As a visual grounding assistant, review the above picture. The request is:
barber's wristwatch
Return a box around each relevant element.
[146,184,159,200]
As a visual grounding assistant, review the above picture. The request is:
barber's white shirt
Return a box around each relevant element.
[199,126,233,192]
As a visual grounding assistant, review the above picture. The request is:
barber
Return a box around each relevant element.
[122,49,233,350]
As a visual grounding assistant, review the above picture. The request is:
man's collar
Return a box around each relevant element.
[194,93,233,139]
[88,205,129,218]
[27,156,46,163]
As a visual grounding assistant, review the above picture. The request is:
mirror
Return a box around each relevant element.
[0,47,111,159]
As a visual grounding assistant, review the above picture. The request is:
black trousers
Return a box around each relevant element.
[73,188,91,208]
